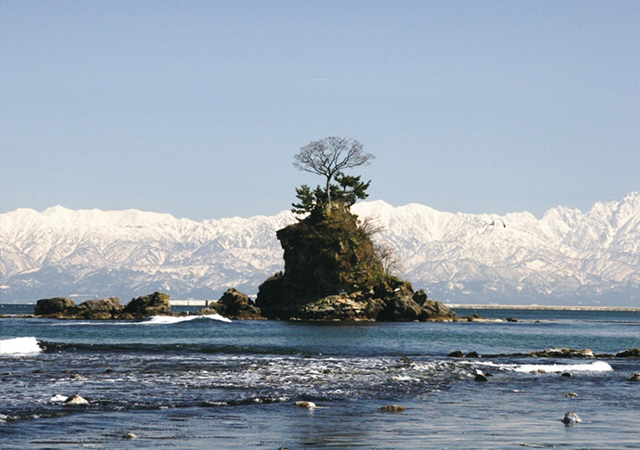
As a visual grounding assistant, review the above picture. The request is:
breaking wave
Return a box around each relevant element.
[475,360,613,373]
[142,314,232,325]
[0,336,42,355]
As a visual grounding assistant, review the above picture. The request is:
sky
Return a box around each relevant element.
[1,1,638,221]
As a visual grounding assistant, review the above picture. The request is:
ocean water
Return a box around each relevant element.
[1,305,639,449]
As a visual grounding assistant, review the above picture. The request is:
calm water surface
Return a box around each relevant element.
[1,305,639,449]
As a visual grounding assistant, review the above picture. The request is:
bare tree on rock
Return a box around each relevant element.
[293,137,375,204]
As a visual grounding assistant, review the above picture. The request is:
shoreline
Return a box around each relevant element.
[447,304,640,312]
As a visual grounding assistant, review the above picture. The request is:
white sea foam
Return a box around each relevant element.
[0,337,42,355]
[474,360,613,373]
[142,314,232,325]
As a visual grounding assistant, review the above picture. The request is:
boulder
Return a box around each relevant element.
[295,401,316,409]
[448,351,464,357]
[616,348,640,358]
[562,412,582,424]
[123,292,171,318]
[73,297,121,319]
[377,296,421,322]
[419,300,455,321]
[412,289,428,305]
[629,373,640,381]
[34,297,75,316]
[205,288,263,320]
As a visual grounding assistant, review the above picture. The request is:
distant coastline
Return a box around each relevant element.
[448,304,640,312]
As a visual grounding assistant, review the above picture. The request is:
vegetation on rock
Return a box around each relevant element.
[256,136,455,322]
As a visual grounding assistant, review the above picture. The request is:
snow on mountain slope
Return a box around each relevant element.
[1,193,639,305]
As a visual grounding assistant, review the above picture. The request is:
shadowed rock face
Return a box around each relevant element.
[256,206,455,322]
[35,297,75,316]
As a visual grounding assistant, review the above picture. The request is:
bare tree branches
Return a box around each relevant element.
[293,137,375,203]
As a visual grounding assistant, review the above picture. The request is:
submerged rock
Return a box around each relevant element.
[380,404,405,412]
[562,412,582,424]
[628,373,640,381]
[122,432,137,439]
[565,392,578,398]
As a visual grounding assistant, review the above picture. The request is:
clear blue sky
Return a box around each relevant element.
[1,1,638,220]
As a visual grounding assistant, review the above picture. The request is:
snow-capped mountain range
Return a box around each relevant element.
[1,192,639,306]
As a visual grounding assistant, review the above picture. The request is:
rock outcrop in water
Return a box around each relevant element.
[34,292,172,319]
[34,297,75,316]
[197,288,263,320]
[255,205,455,321]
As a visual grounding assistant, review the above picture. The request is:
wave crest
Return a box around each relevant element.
[142,314,232,325]
[0,336,42,355]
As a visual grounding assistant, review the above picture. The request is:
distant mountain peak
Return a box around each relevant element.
[1,193,639,306]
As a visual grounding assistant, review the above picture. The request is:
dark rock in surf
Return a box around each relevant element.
[199,288,263,320]
[629,373,640,381]
[34,297,75,316]
[122,291,171,318]
[448,351,464,357]
[616,348,640,358]
[562,411,582,424]
[561,372,574,378]
[466,351,479,358]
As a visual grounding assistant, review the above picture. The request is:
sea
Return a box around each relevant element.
[1,304,639,449]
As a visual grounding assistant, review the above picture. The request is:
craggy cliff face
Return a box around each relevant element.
[276,205,384,301]
[256,205,455,322]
